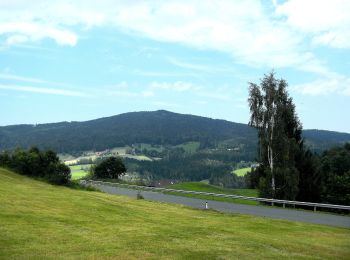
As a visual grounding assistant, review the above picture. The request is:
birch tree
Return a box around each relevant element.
[248,72,302,199]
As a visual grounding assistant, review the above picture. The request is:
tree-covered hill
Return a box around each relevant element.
[303,129,350,153]
[0,110,349,153]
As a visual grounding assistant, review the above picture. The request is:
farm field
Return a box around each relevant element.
[233,167,252,176]
[1,168,350,259]
[167,182,258,205]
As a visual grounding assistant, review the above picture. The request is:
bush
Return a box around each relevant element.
[0,147,71,185]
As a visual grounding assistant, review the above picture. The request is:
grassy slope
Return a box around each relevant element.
[1,168,350,259]
[233,167,251,176]
[167,182,259,205]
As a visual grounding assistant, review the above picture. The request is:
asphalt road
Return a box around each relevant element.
[86,182,350,228]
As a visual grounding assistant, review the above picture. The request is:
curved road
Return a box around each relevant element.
[86,182,350,228]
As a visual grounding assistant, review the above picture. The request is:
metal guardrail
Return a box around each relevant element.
[82,180,350,212]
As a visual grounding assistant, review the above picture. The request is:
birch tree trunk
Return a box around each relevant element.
[268,105,276,196]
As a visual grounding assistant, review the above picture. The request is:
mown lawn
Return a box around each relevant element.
[167,182,259,205]
[1,168,349,259]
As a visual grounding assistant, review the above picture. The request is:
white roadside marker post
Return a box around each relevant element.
[205,201,208,210]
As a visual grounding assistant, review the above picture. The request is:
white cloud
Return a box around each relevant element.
[276,0,350,48]
[0,73,47,83]
[0,0,311,68]
[0,22,77,46]
[5,34,28,45]
[142,90,154,97]
[293,76,350,96]
[107,90,139,98]
[0,72,79,88]
[0,84,88,97]
[1,0,349,71]
[147,80,233,101]
[167,57,236,74]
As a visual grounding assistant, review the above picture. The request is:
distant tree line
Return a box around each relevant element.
[0,147,70,185]
[247,72,350,206]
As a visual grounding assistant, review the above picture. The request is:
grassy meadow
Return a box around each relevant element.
[232,167,251,176]
[69,164,91,180]
[1,168,350,259]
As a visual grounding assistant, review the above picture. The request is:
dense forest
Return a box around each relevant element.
[0,110,349,154]
[247,143,350,206]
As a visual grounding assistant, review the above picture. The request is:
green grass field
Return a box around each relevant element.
[1,168,350,259]
[167,182,259,205]
[69,164,91,180]
[233,167,252,176]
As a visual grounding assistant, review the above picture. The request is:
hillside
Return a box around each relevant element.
[1,168,350,259]
[0,110,349,153]
[304,130,350,152]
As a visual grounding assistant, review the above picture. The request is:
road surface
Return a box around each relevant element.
[85,182,350,228]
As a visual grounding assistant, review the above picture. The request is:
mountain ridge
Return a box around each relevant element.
[0,110,349,153]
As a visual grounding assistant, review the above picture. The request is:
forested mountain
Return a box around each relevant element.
[303,130,350,153]
[0,110,349,153]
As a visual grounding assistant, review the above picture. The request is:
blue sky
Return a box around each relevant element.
[0,0,350,132]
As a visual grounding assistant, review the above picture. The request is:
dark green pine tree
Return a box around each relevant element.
[248,72,303,200]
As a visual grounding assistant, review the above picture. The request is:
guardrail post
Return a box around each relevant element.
[283,203,285,208]
[271,202,274,206]
[314,206,316,212]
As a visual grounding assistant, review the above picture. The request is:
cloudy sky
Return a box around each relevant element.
[0,0,349,132]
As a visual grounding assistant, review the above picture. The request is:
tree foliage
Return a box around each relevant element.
[248,72,303,200]
[93,157,126,179]
[247,72,350,206]
[320,143,350,205]
[0,147,70,185]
